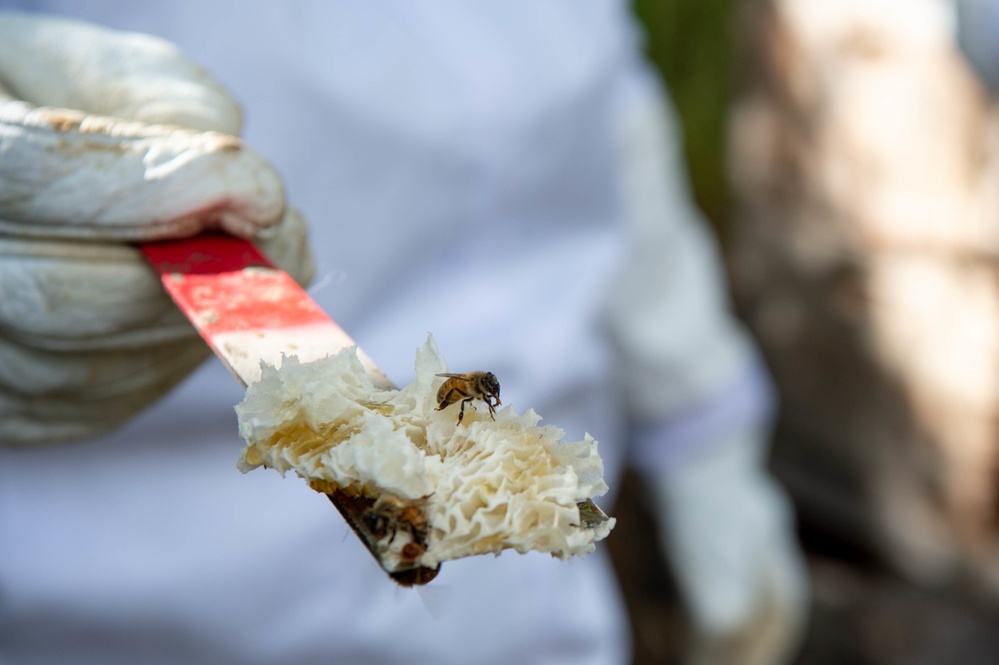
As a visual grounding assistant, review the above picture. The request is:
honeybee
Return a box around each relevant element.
[435,371,501,423]
[362,494,430,555]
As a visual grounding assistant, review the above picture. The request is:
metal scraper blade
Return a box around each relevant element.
[139,232,440,586]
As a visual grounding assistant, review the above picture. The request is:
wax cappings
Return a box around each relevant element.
[236,335,614,571]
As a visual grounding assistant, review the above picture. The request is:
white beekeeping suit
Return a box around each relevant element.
[955,0,999,86]
[0,3,807,664]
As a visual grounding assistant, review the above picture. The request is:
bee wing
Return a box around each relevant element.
[435,373,463,378]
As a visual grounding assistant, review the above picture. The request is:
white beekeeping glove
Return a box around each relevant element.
[637,411,809,665]
[0,12,314,445]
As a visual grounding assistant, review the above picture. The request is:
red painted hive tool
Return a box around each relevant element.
[139,232,439,586]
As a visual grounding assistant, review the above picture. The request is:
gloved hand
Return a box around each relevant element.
[642,424,809,665]
[0,13,314,446]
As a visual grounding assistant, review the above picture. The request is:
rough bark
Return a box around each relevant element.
[729,0,999,596]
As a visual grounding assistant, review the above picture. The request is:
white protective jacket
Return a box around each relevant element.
[0,2,799,664]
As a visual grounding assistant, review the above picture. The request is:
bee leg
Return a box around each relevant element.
[436,388,464,412]
[458,398,470,423]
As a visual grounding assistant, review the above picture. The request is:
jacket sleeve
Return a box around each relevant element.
[953,0,999,90]
[603,64,775,469]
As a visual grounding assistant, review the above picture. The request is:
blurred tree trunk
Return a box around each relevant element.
[728,0,999,596]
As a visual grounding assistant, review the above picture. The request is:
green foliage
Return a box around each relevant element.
[632,0,734,231]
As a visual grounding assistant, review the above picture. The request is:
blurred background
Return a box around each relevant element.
[612,0,999,662]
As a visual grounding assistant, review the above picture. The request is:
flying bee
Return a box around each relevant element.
[435,371,501,423]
